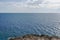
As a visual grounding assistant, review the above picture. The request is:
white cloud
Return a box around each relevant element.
[23,0,60,9]
[0,0,60,9]
[0,0,60,13]
[44,0,60,4]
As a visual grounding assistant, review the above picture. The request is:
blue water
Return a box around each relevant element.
[0,13,60,40]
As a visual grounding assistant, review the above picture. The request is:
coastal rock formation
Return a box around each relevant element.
[9,34,60,40]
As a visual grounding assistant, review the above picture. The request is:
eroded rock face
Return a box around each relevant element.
[9,34,60,40]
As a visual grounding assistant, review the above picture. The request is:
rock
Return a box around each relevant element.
[9,34,60,40]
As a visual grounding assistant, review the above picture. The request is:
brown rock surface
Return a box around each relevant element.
[8,34,60,40]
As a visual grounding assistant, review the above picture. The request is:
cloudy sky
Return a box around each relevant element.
[0,0,60,13]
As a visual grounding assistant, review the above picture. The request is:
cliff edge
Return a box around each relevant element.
[9,34,60,40]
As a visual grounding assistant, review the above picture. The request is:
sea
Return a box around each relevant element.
[0,13,60,40]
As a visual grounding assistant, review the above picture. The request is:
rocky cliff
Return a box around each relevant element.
[9,34,60,40]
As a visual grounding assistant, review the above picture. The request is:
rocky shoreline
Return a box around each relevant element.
[9,34,60,40]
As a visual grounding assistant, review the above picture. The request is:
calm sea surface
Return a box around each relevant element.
[0,13,60,40]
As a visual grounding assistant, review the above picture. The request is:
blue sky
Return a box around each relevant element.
[0,0,60,13]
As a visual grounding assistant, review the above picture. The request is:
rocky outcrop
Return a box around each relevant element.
[9,34,60,40]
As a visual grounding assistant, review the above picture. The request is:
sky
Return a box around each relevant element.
[0,0,60,13]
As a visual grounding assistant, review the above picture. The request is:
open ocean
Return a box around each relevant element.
[0,13,60,40]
